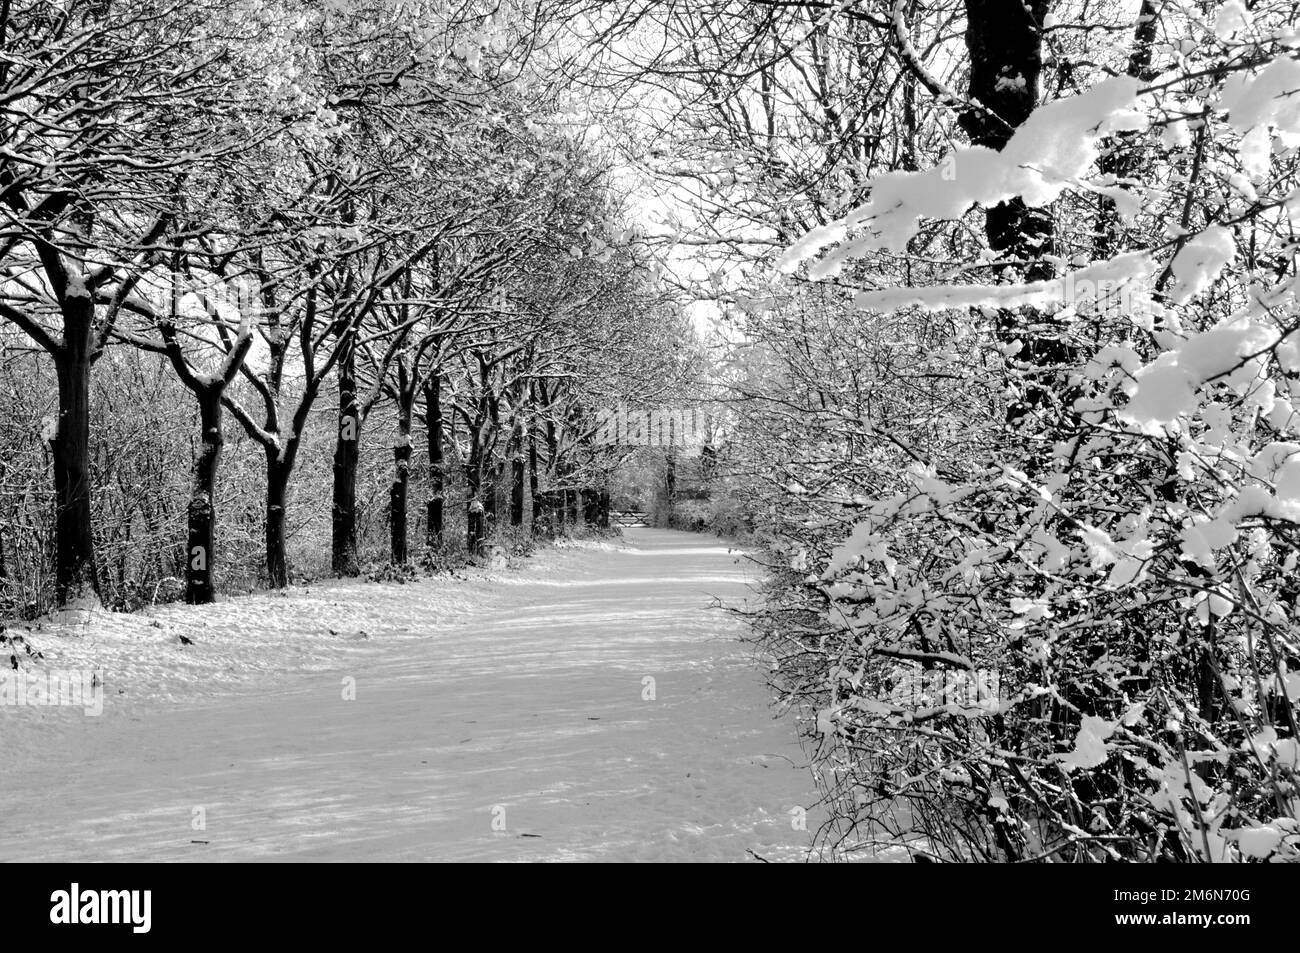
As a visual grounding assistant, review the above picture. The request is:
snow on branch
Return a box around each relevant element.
[777,77,1146,276]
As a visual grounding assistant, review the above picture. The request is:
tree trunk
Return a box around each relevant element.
[665,451,677,525]
[391,443,411,565]
[510,451,525,527]
[466,448,486,556]
[959,10,1042,853]
[598,489,610,529]
[466,502,486,555]
[581,487,599,525]
[959,0,1053,278]
[424,377,444,547]
[527,419,542,534]
[265,456,290,589]
[534,491,555,535]
[390,394,412,564]
[50,313,98,605]
[542,395,563,533]
[331,337,360,575]
[483,466,497,531]
[961,0,1058,429]
[186,388,223,604]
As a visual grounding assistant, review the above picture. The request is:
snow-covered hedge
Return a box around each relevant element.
[732,7,1300,861]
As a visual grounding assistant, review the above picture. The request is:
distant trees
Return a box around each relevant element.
[0,0,694,610]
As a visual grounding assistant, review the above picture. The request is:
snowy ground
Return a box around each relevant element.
[0,529,825,862]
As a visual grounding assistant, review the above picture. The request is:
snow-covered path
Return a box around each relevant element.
[1,530,821,862]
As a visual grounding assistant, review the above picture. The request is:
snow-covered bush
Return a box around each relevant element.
[732,3,1300,860]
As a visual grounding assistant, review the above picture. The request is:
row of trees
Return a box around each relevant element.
[565,0,1300,861]
[0,0,694,613]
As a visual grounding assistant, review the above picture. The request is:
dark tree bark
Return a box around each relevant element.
[551,489,565,531]
[466,439,487,555]
[391,441,412,564]
[959,0,1053,281]
[665,451,677,521]
[466,502,486,555]
[157,313,253,605]
[265,456,290,590]
[185,388,223,604]
[49,305,98,604]
[510,452,525,527]
[390,365,415,565]
[506,395,526,528]
[597,488,610,529]
[391,440,411,565]
[424,376,444,547]
[462,349,503,555]
[483,467,498,530]
[537,381,565,534]
[331,334,360,575]
[959,4,1057,856]
[535,491,558,535]
[527,410,542,534]
[221,275,330,591]
[0,104,174,608]
[581,487,599,525]
[960,0,1059,427]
